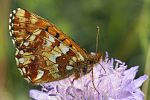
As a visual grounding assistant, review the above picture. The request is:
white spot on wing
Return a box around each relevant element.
[51,48,60,55]
[11,23,14,27]
[69,60,74,65]
[24,42,29,46]
[24,77,31,83]
[49,64,59,73]
[48,35,55,42]
[27,76,31,81]
[9,13,12,17]
[15,48,19,55]
[9,31,12,36]
[18,68,23,75]
[59,43,69,54]
[72,57,77,62]
[15,57,19,65]
[49,53,61,63]
[77,52,84,61]
[11,30,14,33]
[52,73,61,79]
[17,8,21,10]
[15,9,26,22]
[19,58,25,63]
[9,25,11,30]
[46,40,52,47]
[34,70,44,81]
[12,16,15,20]
[33,30,41,35]
[31,18,38,24]
[53,46,61,53]
[9,18,12,23]
[22,67,26,74]
[31,56,35,60]
[66,66,73,70]
[12,10,16,14]
[29,35,36,41]
[16,8,25,16]
[19,50,24,54]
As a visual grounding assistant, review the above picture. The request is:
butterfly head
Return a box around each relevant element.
[80,52,101,75]
[88,52,101,64]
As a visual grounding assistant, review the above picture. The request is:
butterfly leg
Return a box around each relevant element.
[71,72,80,87]
[91,68,100,94]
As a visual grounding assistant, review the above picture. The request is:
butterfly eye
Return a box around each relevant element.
[82,67,87,74]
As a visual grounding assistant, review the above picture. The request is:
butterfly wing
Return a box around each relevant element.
[9,8,87,83]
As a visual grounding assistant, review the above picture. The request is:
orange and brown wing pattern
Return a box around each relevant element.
[9,8,87,83]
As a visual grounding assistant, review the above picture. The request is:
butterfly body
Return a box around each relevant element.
[9,8,101,84]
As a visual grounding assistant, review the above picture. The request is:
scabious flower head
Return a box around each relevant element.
[30,53,148,100]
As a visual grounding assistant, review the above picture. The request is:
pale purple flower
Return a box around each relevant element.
[29,53,148,100]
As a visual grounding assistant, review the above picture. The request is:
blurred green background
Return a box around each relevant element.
[0,0,150,100]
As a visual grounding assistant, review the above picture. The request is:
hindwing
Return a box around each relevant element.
[9,8,88,83]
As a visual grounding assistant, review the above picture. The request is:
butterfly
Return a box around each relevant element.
[9,8,101,84]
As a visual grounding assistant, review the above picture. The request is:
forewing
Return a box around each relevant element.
[9,8,87,83]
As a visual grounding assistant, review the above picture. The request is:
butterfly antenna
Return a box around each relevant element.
[91,26,101,94]
[96,26,106,74]
[96,26,100,54]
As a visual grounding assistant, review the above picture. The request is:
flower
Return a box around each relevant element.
[29,53,148,100]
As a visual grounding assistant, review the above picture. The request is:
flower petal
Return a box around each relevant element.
[133,75,148,88]
[30,90,60,100]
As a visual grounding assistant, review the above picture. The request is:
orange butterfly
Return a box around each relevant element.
[9,8,101,84]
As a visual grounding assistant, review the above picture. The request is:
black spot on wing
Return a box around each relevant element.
[55,33,60,38]
[61,38,66,42]
[69,44,72,47]
[45,27,48,32]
